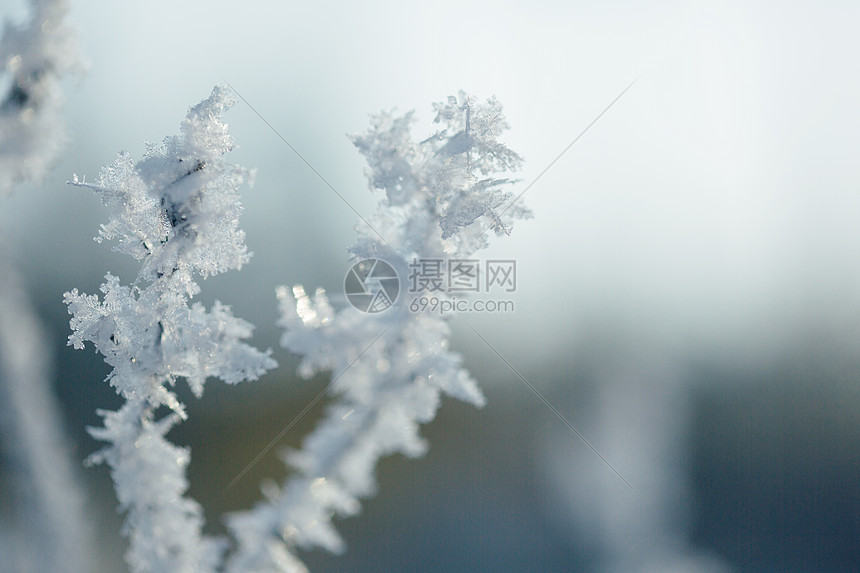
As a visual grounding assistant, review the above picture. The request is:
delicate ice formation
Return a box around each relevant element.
[226,92,530,572]
[0,0,79,191]
[65,86,276,573]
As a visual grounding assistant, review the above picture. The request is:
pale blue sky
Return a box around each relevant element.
[2,1,857,374]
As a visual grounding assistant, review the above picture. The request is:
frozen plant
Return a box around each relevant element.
[65,85,276,573]
[0,228,95,573]
[225,92,530,572]
[0,251,95,573]
[0,1,93,571]
[0,0,80,191]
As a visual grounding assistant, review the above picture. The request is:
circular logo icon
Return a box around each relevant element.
[344,258,400,313]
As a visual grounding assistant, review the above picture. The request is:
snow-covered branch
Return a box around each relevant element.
[65,85,276,573]
[226,92,530,572]
[0,0,80,191]
[0,2,93,570]
[0,244,96,573]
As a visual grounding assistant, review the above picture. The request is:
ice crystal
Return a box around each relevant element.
[0,0,80,191]
[225,92,529,572]
[65,86,276,573]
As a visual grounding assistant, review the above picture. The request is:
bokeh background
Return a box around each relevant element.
[2,0,859,571]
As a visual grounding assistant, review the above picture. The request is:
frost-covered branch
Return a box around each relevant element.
[0,2,92,570]
[0,244,96,573]
[0,0,79,191]
[226,92,530,572]
[65,85,276,573]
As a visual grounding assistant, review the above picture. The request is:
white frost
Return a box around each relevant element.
[0,0,80,191]
[65,85,276,573]
[226,92,529,572]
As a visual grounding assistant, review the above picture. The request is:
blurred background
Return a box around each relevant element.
[1,0,859,571]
